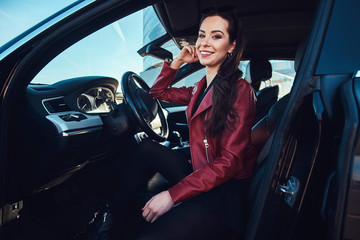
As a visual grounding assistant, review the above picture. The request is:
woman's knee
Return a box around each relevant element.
[137,139,156,153]
[133,140,158,162]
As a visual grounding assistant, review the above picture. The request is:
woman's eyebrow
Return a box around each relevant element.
[211,30,224,35]
[199,29,225,35]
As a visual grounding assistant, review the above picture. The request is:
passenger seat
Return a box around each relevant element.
[245,58,279,124]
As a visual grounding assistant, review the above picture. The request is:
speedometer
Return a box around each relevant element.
[77,87,115,113]
[77,94,92,112]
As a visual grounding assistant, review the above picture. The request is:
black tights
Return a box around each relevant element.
[134,199,235,240]
[110,140,236,240]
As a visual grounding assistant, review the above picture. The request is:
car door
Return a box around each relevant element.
[315,0,360,238]
[0,0,154,236]
[245,0,360,239]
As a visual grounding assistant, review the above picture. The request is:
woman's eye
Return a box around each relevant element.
[198,34,205,38]
[213,35,222,39]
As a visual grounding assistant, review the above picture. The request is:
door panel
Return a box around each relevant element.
[258,93,323,239]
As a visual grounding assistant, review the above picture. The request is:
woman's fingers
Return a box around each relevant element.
[180,45,192,59]
[144,208,154,222]
[142,200,156,222]
[150,214,159,223]
[142,196,155,222]
[172,46,196,68]
[141,191,174,223]
[185,45,197,58]
[178,45,198,63]
[142,196,153,210]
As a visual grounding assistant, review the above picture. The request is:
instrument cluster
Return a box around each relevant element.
[77,87,115,114]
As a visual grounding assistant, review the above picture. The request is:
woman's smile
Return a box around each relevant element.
[199,50,214,58]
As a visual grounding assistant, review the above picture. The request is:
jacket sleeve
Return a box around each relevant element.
[149,62,194,105]
[168,80,257,203]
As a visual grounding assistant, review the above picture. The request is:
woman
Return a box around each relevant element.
[131,9,258,239]
[94,9,257,240]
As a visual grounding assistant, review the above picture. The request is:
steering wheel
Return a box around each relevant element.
[121,71,169,142]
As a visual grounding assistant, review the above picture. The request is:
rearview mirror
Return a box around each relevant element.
[145,44,173,60]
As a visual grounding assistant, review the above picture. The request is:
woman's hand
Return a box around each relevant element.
[142,190,174,223]
[170,45,199,69]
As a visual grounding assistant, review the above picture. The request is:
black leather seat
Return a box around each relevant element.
[251,93,290,153]
[250,40,305,157]
[245,58,279,124]
[255,85,279,124]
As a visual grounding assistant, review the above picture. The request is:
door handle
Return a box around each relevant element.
[278,176,300,207]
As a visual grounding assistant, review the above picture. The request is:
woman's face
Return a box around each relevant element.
[195,15,236,71]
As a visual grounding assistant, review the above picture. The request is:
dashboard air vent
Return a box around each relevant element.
[43,98,71,113]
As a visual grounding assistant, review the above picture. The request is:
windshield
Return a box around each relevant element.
[0,0,78,47]
[30,6,178,91]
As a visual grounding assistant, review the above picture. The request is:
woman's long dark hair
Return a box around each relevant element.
[200,10,245,137]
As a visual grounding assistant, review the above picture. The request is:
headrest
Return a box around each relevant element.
[249,58,272,82]
[294,40,306,72]
[248,58,272,91]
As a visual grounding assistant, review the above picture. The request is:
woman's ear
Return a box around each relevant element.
[228,40,236,54]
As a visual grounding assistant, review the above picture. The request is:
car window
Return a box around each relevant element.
[241,60,295,98]
[266,60,295,98]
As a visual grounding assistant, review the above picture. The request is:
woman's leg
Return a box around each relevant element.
[110,140,192,214]
[133,199,236,240]
[83,140,191,239]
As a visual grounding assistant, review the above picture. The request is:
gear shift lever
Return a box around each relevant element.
[172,131,183,147]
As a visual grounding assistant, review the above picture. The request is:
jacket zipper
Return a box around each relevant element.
[204,110,210,163]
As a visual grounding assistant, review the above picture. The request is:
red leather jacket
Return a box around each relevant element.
[149,62,257,203]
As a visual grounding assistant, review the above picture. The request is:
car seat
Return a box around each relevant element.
[246,58,279,124]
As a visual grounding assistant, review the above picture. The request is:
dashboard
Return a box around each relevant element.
[27,76,120,136]
[12,76,132,194]
[14,74,184,195]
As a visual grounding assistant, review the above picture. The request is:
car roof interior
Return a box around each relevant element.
[153,0,319,60]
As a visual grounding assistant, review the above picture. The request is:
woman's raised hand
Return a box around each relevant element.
[170,45,199,69]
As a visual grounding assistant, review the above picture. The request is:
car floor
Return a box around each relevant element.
[2,158,150,240]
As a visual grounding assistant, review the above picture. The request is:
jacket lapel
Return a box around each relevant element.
[191,87,213,120]
[186,77,213,122]
[186,77,205,120]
